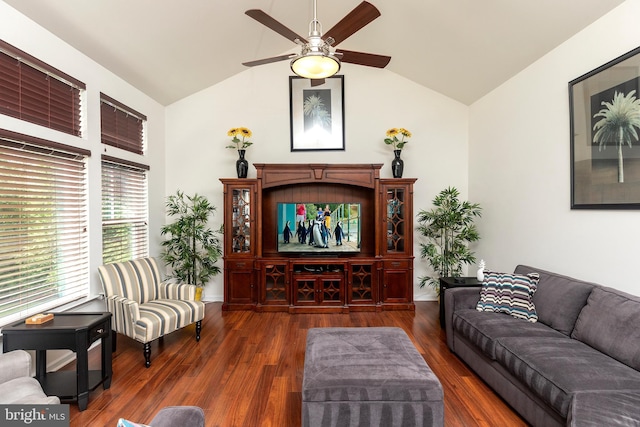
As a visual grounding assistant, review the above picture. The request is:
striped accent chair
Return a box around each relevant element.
[98,257,205,368]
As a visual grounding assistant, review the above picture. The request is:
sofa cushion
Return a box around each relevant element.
[495,336,640,418]
[476,271,539,322]
[568,391,640,427]
[571,286,640,371]
[514,265,595,335]
[453,309,566,359]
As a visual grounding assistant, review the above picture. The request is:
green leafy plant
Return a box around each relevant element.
[161,191,222,288]
[417,186,482,293]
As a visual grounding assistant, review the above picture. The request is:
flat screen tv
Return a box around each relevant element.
[277,203,361,254]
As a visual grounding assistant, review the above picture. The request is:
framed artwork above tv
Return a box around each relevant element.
[289,75,345,152]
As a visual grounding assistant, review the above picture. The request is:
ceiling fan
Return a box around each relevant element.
[242,0,391,81]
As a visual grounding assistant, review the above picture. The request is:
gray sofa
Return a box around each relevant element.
[444,265,640,427]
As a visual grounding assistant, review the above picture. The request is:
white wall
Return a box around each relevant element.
[166,62,469,301]
[0,1,166,298]
[469,0,640,295]
[7,0,638,305]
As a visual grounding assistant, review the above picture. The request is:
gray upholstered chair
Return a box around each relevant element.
[149,406,205,427]
[97,257,205,368]
[0,350,60,404]
[117,406,205,427]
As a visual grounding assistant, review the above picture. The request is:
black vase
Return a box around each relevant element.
[391,149,404,178]
[236,149,248,178]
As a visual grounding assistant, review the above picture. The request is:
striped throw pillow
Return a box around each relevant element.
[476,271,540,322]
[117,419,149,427]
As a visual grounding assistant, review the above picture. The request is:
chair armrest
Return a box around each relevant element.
[0,350,31,384]
[105,295,140,337]
[150,406,205,427]
[159,281,197,301]
[445,287,481,351]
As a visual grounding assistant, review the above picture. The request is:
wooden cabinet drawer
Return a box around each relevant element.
[226,260,253,270]
[383,259,411,270]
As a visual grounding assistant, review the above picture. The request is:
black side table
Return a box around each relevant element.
[2,312,112,411]
[439,277,482,328]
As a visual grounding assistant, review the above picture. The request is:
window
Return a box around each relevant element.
[100,93,146,155]
[0,129,89,327]
[101,157,149,264]
[0,40,85,136]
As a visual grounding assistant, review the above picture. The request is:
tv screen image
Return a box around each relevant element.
[277,203,361,253]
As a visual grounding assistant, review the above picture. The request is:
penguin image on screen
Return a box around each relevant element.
[307,220,314,246]
[296,221,307,244]
[312,214,329,248]
[334,221,345,246]
[283,220,293,243]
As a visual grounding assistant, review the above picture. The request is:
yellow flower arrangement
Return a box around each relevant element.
[384,128,412,150]
[226,127,253,150]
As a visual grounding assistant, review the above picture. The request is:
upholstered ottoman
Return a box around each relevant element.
[302,327,444,427]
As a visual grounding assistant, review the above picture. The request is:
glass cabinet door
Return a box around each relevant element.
[232,188,251,254]
[262,262,288,304]
[386,187,406,253]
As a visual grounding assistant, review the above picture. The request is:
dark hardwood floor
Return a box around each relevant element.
[67,301,527,426]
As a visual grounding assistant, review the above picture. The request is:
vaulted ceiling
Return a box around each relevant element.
[4,0,625,106]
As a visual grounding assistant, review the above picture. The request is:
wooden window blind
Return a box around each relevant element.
[100,93,146,155]
[0,130,89,326]
[0,40,85,136]
[101,156,149,264]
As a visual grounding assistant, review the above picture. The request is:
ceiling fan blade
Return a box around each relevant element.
[245,9,306,43]
[337,49,391,68]
[324,1,381,47]
[242,53,297,67]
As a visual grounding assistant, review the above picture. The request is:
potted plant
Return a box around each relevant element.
[161,190,223,300]
[417,186,482,294]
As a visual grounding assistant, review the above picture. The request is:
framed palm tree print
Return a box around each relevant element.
[570,45,640,209]
[289,75,345,151]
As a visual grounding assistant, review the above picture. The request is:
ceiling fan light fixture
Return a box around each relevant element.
[244,1,387,76]
[290,52,341,79]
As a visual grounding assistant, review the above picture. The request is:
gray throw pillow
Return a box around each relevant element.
[514,265,595,335]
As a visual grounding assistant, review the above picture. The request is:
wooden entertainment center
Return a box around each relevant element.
[220,163,416,313]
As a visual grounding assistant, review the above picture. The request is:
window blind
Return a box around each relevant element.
[100,93,146,155]
[0,40,84,136]
[101,157,149,264]
[0,134,89,327]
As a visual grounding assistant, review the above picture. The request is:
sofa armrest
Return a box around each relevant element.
[444,287,481,351]
[105,295,140,337]
[159,281,197,301]
[0,350,31,384]
[569,391,640,426]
